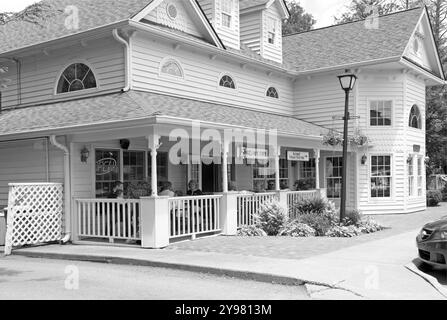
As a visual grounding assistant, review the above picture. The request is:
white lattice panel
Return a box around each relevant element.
[5,183,63,255]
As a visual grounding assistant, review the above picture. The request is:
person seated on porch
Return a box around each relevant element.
[107,181,124,199]
[159,181,175,197]
[187,180,203,196]
[267,180,276,191]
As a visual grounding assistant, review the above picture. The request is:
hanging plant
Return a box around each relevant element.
[323,130,343,147]
[349,129,369,147]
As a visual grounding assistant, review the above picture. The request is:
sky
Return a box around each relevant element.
[1,0,352,28]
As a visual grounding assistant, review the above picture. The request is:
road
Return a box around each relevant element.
[0,256,309,300]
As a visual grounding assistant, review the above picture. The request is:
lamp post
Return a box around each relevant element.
[337,72,357,221]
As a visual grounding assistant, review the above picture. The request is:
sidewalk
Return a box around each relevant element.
[4,228,444,300]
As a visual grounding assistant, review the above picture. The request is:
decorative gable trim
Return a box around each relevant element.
[131,0,225,49]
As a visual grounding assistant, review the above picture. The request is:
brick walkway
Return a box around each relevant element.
[167,203,447,260]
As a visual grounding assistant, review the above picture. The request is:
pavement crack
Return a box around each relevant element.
[304,279,364,298]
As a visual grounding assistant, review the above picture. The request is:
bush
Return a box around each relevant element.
[254,200,288,236]
[427,190,442,207]
[342,209,363,226]
[442,185,447,202]
[357,218,386,234]
[279,221,316,237]
[326,225,361,238]
[237,225,267,237]
[291,196,328,215]
[293,178,316,191]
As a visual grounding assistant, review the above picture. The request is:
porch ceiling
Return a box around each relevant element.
[0,90,328,140]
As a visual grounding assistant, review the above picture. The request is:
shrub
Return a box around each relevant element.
[357,218,386,234]
[427,190,442,207]
[291,196,328,215]
[442,185,447,202]
[279,221,316,237]
[342,209,363,226]
[237,225,267,237]
[297,213,335,236]
[326,225,361,238]
[293,178,316,191]
[254,200,288,236]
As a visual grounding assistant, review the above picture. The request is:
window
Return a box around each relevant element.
[221,0,232,28]
[267,18,277,45]
[219,75,235,89]
[252,159,288,191]
[57,63,97,93]
[408,156,414,196]
[95,150,120,198]
[266,87,279,99]
[300,159,316,179]
[371,155,392,198]
[160,59,183,78]
[326,157,342,199]
[123,151,145,191]
[409,105,422,129]
[148,151,169,183]
[370,100,392,126]
[417,157,423,196]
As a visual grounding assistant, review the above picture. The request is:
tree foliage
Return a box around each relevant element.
[282,0,316,35]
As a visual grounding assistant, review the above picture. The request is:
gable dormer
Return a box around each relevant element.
[240,0,289,64]
[197,0,240,49]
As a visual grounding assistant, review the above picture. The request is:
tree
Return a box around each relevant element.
[282,0,316,35]
[334,0,404,23]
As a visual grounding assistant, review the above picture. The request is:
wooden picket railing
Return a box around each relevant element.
[287,190,321,210]
[237,192,278,227]
[168,195,222,239]
[76,199,140,242]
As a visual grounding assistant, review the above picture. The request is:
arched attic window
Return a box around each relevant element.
[266,87,279,99]
[160,58,184,78]
[219,75,236,89]
[57,63,97,93]
[409,105,422,129]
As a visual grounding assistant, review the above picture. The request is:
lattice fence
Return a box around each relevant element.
[4,183,63,255]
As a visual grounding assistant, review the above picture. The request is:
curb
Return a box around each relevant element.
[405,261,447,299]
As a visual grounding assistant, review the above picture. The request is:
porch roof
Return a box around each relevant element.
[0,90,328,139]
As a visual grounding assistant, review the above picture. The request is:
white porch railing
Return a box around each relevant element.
[76,199,140,242]
[237,192,278,227]
[169,195,222,239]
[287,190,321,209]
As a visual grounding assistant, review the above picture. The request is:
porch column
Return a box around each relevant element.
[148,133,161,197]
[222,140,230,193]
[314,149,320,189]
[274,146,281,191]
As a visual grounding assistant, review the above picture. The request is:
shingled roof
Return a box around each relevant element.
[0,0,153,54]
[0,91,328,138]
[283,8,424,73]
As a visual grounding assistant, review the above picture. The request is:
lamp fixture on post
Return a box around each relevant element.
[80,146,90,163]
[361,154,367,165]
[337,71,357,221]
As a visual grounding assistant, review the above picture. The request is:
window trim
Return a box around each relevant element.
[54,60,100,97]
[367,98,395,129]
[408,155,415,197]
[323,156,343,199]
[368,154,393,201]
[266,17,279,46]
[417,156,424,197]
[408,104,423,130]
[220,0,233,29]
[217,73,237,91]
[158,56,185,80]
[265,86,279,99]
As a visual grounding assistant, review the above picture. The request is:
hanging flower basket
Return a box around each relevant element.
[323,130,343,147]
[349,129,370,147]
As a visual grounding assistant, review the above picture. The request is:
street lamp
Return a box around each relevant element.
[337,72,357,221]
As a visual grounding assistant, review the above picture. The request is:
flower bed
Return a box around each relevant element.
[237,198,386,238]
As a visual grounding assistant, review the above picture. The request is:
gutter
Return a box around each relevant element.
[49,135,71,243]
[112,29,133,92]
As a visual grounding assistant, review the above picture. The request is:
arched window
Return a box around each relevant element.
[160,59,183,77]
[219,75,235,89]
[409,105,422,129]
[57,63,97,93]
[266,87,279,99]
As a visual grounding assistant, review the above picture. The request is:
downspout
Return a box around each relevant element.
[49,135,71,243]
[112,29,132,92]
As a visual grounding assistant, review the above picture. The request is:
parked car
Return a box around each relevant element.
[416,217,447,267]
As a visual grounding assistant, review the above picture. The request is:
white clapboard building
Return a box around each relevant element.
[0,1,444,248]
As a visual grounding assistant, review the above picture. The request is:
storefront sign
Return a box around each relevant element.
[96,158,118,175]
[238,147,269,160]
[287,151,310,162]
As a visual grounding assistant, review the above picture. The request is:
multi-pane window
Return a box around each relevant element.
[417,157,423,196]
[252,159,288,191]
[160,59,183,77]
[371,155,392,198]
[370,100,392,126]
[408,156,414,196]
[300,159,316,179]
[221,0,232,28]
[409,105,422,129]
[266,87,279,98]
[219,75,236,89]
[57,63,97,93]
[123,151,145,190]
[95,150,120,198]
[267,18,277,45]
[326,157,342,198]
